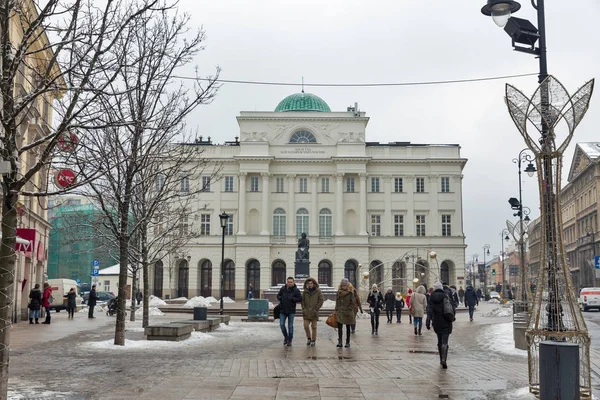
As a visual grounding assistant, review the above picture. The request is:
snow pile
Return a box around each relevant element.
[182,296,212,308]
[478,322,527,357]
[322,299,336,309]
[84,331,216,350]
[205,296,218,303]
[269,301,275,309]
[488,298,501,304]
[222,296,235,303]
[482,307,513,317]
[135,307,164,316]
[78,305,104,313]
[148,295,167,306]
[357,311,370,319]
[171,297,188,301]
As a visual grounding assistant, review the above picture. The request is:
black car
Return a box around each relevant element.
[82,291,115,304]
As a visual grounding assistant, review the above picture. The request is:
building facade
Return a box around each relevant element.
[152,93,467,299]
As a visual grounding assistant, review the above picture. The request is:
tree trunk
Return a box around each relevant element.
[0,196,18,397]
[130,272,136,322]
[141,225,149,328]
[114,217,130,345]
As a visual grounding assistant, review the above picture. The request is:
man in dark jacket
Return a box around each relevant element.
[28,284,43,324]
[277,277,302,346]
[383,288,395,324]
[458,286,465,305]
[367,284,385,335]
[426,282,453,369]
[464,285,479,321]
[476,288,483,302]
[88,285,100,319]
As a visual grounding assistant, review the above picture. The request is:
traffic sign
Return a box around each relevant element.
[92,259,100,267]
[75,278,81,284]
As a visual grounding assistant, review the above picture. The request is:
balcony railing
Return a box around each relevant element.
[270,236,286,244]
[318,236,334,244]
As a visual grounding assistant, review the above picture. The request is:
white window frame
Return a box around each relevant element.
[276,177,284,193]
[394,215,404,236]
[225,214,234,236]
[416,177,425,193]
[180,176,189,193]
[250,176,259,192]
[442,214,451,236]
[104,280,110,292]
[296,208,309,237]
[200,214,211,236]
[346,177,355,193]
[272,208,286,237]
[202,176,211,192]
[416,214,426,236]
[155,174,165,192]
[371,214,381,236]
[371,177,380,193]
[318,208,332,237]
[441,177,450,193]
[394,177,403,193]
[321,177,330,193]
[224,176,234,192]
[299,177,308,193]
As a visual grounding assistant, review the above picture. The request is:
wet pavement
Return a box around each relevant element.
[6,304,600,399]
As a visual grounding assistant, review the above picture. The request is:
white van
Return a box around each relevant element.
[47,279,82,312]
[579,287,600,312]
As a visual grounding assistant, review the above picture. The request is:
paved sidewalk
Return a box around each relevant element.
[7,303,600,399]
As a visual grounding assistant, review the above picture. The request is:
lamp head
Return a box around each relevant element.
[508,197,521,210]
[481,0,521,28]
[525,162,537,177]
[429,251,437,259]
[219,212,229,228]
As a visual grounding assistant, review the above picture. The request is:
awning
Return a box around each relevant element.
[0,233,31,246]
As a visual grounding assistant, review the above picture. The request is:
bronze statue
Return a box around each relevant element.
[296,233,310,261]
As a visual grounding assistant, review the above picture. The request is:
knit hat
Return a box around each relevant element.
[372,284,378,289]
[340,278,349,286]
[433,282,443,291]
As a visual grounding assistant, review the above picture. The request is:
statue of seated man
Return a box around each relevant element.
[296,233,310,261]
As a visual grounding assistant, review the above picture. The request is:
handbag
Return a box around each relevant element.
[443,296,456,322]
[273,304,281,320]
[325,311,337,328]
[408,305,415,315]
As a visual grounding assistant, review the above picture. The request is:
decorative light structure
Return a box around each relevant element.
[505,75,594,396]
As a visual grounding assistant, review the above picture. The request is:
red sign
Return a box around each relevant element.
[37,241,45,262]
[54,169,77,189]
[16,228,36,258]
[57,131,79,152]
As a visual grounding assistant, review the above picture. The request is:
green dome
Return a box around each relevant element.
[274,92,331,112]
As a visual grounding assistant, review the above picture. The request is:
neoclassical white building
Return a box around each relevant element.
[152,92,467,299]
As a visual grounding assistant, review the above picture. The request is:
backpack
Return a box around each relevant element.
[443,296,456,322]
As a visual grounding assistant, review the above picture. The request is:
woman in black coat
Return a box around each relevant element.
[383,288,395,324]
[426,282,453,369]
[66,288,77,319]
[28,284,42,324]
[366,284,385,335]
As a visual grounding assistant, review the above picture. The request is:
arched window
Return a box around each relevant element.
[153,260,163,298]
[272,260,286,286]
[177,259,189,299]
[344,260,357,287]
[200,260,212,297]
[318,208,332,237]
[318,260,332,287]
[272,208,286,237]
[246,259,260,299]
[289,130,316,143]
[223,260,235,299]
[296,208,309,237]
[392,261,406,293]
[370,260,383,288]
[441,261,450,285]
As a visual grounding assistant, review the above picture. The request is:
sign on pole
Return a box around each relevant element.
[75,278,81,284]
[92,259,100,277]
[595,256,600,279]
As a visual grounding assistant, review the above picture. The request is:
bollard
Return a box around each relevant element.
[539,341,579,400]
[193,306,207,321]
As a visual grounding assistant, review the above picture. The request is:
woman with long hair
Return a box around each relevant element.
[335,278,356,348]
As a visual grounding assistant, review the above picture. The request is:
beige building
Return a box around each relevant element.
[151,92,468,299]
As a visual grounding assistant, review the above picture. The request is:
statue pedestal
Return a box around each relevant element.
[295,260,310,279]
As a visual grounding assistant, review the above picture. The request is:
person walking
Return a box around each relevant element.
[458,286,465,305]
[394,292,405,323]
[411,285,427,336]
[66,288,77,319]
[301,277,324,347]
[348,282,363,333]
[464,285,478,321]
[476,288,482,302]
[136,290,143,305]
[367,284,384,335]
[384,288,395,324]
[28,284,42,324]
[406,288,413,324]
[88,284,99,319]
[443,282,459,309]
[426,282,454,369]
[248,284,254,300]
[277,277,302,346]
[334,278,356,348]
[41,282,53,324]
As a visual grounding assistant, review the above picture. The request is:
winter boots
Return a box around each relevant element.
[29,318,33,324]
[418,327,422,336]
[306,338,312,346]
[437,344,443,365]
[34,318,39,324]
[414,327,418,336]
[337,329,343,347]
[345,338,350,348]
[441,344,449,369]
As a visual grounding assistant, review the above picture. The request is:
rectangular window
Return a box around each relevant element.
[179,215,189,236]
[416,214,426,236]
[200,214,211,236]
[276,177,284,193]
[155,175,165,192]
[104,280,110,292]
[442,214,451,236]
[250,176,259,192]
[225,214,234,236]
[299,177,308,193]
[272,213,286,237]
[416,177,425,193]
[202,176,211,192]
[346,177,355,193]
[371,177,380,193]
[180,176,189,192]
[321,177,330,193]
[318,213,332,237]
[394,215,404,236]
[296,214,309,238]
[224,176,234,192]
[394,177,403,193]
[441,177,450,193]
[371,215,381,236]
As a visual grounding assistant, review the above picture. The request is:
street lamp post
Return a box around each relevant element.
[482,244,490,298]
[584,226,596,287]
[218,212,229,316]
[472,253,479,288]
[500,229,510,299]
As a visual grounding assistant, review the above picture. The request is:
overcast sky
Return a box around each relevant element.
[175,0,599,264]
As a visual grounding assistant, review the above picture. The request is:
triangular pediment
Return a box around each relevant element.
[568,144,594,182]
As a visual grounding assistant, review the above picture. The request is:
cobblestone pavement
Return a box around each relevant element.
[7,304,600,399]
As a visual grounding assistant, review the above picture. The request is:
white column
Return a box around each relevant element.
[383,175,392,236]
[237,173,247,235]
[359,173,368,235]
[405,175,415,236]
[261,173,270,235]
[310,174,318,237]
[335,173,344,235]
[287,174,296,237]
[429,175,439,236]
[454,174,464,236]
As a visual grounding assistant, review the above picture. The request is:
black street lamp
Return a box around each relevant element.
[584,226,596,287]
[501,229,510,298]
[483,244,491,298]
[472,253,479,288]
[219,212,229,316]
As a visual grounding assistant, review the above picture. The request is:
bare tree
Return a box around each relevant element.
[0,0,169,395]
[71,9,219,344]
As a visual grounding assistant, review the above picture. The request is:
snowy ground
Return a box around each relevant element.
[478,322,527,358]
[481,307,513,318]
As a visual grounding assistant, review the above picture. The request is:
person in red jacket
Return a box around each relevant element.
[406,288,413,324]
[41,282,53,324]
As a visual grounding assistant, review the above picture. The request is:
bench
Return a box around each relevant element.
[145,323,193,341]
[219,315,231,325]
[170,320,211,332]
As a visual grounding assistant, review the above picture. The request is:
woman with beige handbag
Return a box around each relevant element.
[334,278,356,348]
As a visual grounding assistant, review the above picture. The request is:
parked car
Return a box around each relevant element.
[79,283,92,296]
[489,291,501,300]
[82,291,115,305]
[579,287,600,312]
